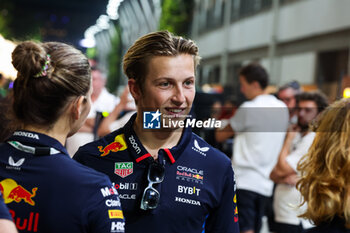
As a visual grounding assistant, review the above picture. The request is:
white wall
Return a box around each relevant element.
[195,0,350,58]
[278,0,350,42]
[196,27,226,58]
[228,11,273,52]
[279,52,316,85]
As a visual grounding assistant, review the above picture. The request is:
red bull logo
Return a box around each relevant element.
[192,174,203,180]
[0,179,37,206]
[9,210,39,232]
[98,134,127,156]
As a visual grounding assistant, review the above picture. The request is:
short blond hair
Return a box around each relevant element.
[123,30,200,89]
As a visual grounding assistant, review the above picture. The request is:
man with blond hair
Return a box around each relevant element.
[74,31,239,233]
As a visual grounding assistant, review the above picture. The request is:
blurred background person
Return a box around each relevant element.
[0,73,9,99]
[202,97,238,158]
[66,61,119,155]
[277,81,301,125]
[267,80,302,232]
[97,85,136,137]
[219,98,238,120]
[297,98,350,233]
[0,94,15,142]
[0,41,124,233]
[216,63,289,233]
[201,98,222,147]
[270,91,328,233]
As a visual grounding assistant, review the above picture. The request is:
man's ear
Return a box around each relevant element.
[72,96,85,120]
[128,79,141,101]
[252,80,261,90]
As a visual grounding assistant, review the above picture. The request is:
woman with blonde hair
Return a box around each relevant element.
[297,98,350,233]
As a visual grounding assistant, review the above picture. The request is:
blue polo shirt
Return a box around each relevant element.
[0,193,11,220]
[0,131,125,233]
[74,114,239,233]
[306,216,350,233]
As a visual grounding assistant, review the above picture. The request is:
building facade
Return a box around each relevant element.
[191,0,350,100]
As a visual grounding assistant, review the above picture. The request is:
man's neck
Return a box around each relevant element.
[133,114,183,159]
[91,89,103,102]
[300,129,310,137]
[249,89,265,100]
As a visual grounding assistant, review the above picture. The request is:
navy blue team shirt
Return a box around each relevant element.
[306,216,350,233]
[0,131,125,233]
[0,193,12,220]
[74,114,239,233]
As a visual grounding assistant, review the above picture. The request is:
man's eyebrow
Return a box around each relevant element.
[153,76,195,81]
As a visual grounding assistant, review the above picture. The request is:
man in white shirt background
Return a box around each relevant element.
[270,91,328,233]
[66,61,119,155]
[216,63,289,233]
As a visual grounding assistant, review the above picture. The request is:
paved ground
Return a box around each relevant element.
[260,216,271,233]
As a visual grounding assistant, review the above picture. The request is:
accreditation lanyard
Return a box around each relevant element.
[7,141,61,156]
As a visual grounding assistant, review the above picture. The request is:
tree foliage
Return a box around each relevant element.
[159,0,194,37]
[106,25,122,94]
[0,0,13,38]
[0,0,41,41]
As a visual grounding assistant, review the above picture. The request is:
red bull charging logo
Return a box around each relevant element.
[98,134,128,157]
[0,178,37,206]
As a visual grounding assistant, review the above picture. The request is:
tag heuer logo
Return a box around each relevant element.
[114,162,133,178]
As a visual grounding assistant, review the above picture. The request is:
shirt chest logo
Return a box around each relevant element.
[114,162,133,178]
[98,134,127,157]
[176,166,204,184]
[7,156,25,170]
[192,139,209,156]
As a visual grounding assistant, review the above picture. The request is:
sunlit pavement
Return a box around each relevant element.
[260,216,272,233]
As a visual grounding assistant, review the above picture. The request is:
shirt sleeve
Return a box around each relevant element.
[204,164,240,233]
[73,147,87,165]
[0,194,11,221]
[85,176,125,233]
[286,133,315,172]
[230,104,248,133]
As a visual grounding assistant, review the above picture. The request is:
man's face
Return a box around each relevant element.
[239,75,255,100]
[136,54,196,120]
[92,70,105,96]
[278,87,296,112]
[297,100,318,130]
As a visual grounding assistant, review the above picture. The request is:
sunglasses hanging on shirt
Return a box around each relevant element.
[140,162,165,210]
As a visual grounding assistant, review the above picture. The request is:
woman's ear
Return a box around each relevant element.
[71,96,85,120]
[128,79,141,102]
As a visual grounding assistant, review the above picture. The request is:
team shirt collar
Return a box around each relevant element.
[123,113,192,164]
[7,130,69,156]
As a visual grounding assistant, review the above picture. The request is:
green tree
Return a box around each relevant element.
[159,0,194,37]
[106,25,122,93]
[0,0,13,38]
